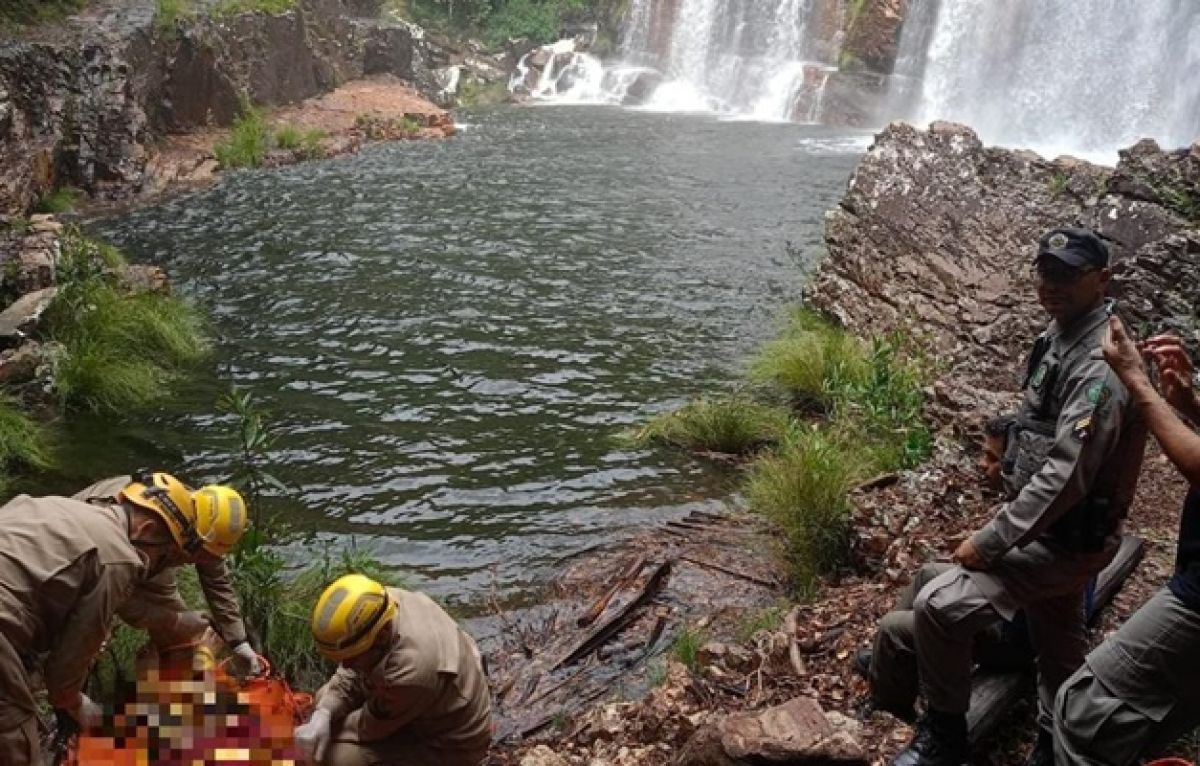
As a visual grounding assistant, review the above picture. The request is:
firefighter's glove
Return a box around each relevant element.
[295,708,333,764]
[232,641,264,676]
[69,693,104,730]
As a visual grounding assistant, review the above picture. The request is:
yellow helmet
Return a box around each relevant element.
[120,473,249,557]
[191,485,249,556]
[311,574,397,662]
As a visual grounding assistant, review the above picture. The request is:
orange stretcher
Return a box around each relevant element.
[67,647,312,766]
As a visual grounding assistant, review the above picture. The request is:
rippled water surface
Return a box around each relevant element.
[80,107,864,607]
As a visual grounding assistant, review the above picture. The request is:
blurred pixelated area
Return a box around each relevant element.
[62,637,311,765]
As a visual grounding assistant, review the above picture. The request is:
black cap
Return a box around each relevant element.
[1036,228,1109,269]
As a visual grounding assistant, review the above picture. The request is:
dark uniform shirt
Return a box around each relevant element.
[1168,487,1200,612]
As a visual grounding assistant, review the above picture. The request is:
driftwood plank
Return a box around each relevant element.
[965,535,1145,743]
[552,560,672,671]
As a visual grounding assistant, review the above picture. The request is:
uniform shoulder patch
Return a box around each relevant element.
[1030,362,1049,389]
[1072,415,1093,442]
[1086,382,1112,411]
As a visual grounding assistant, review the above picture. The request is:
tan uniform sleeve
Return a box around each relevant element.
[45,558,140,708]
[314,667,368,723]
[195,559,248,645]
[971,355,1128,564]
[347,675,440,742]
[118,567,190,634]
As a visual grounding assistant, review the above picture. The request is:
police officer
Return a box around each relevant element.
[294,574,492,766]
[890,228,1148,766]
[73,473,261,674]
[0,474,249,765]
[1053,318,1200,765]
[857,415,1034,720]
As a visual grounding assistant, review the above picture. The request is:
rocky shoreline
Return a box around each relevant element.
[483,125,1200,766]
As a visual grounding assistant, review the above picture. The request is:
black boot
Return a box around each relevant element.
[889,710,969,766]
[1023,728,1054,766]
[851,648,873,678]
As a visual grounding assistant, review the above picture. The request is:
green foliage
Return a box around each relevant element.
[273,124,302,150]
[0,394,52,473]
[1048,172,1071,198]
[630,396,790,455]
[214,103,271,169]
[411,0,585,46]
[748,308,871,410]
[211,0,296,16]
[668,624,707,672]
[154,0,194,29]
[0,0,85,28]
[457,77,509,107]
[735,604,787,642]
[744,427,865,588]
[298,128,327,159]
[1158,184,1200,223]
[43,229,209,413]
[35,187,82,214]
[400,115,422,135]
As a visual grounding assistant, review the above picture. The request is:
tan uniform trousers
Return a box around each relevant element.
[913,539,1114,729]
[869,562,1012,713]
[0,633,39,766]
[1054,587,1200,766]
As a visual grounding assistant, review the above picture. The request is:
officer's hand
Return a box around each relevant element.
[231,641,264,677]
[1102,316,1147,382]
[952,538,988,570]
[1143,335,1198,414]
[294,708,333,764]
[68,693,103,730]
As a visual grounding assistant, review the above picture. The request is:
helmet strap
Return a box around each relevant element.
[141,481,203,554]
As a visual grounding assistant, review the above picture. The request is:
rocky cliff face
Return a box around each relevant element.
[0,0,446,216]
[806,120,1200,428]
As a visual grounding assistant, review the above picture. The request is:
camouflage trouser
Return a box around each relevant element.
[869,562,1019,713]
[1054,587,1200,766]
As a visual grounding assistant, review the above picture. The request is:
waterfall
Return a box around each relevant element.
[890,0,1200,159]
[514,0,839,123]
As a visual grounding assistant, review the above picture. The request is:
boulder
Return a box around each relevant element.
[0,341,46,385]
[676,697,867,765]
[0,287,58,349]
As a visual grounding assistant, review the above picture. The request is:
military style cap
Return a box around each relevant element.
[1036,228,1109,269]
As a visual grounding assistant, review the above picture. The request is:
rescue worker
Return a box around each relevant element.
[73,473,260,674]
[0,474,249,766]
[890,228,1148,766]
[294,574,492,766]
[1053,317,1200,765]
[856,415,1034,720]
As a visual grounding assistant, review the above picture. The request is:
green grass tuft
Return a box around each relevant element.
[735,604,787,642]
[748,308,871,410]
[0,394,52,472]
[211,0,296,17]
[0,0,85,28]
[669,624,707,672]
[745,427,867,588]
[214,103,271,169]
[43,229,209,413]
[272,124,302,150]
[630,397,790,455]
[35,187,83,214]
[154,0,194,29]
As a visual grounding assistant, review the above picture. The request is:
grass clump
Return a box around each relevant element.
[631,397,790,455]
[636,307,931,590]
[0,0,85,28]
[214,103,271,169]
[669,624,707,672]
[212,0,296,16]
[42,229,208,413]
[1048,172,1071,198]
[35,187,83,214]
[0,394,52,473]
[735,604,787,642]
[154,0,194,29]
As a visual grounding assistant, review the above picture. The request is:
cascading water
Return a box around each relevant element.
[512,0,841,123]
[890,0,1200,159]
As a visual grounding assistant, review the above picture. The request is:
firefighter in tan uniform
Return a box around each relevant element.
[74,473,261,673]
[889,229,1149,766]
[294,574,493,766]
[0,472,249,766]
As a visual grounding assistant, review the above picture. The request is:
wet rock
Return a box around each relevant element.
[0,287,58,349]
[620,70,662,106]
[0,341,45,385]
[841,0,905,74]
[676,697,868,765]
[120,264,170,295]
